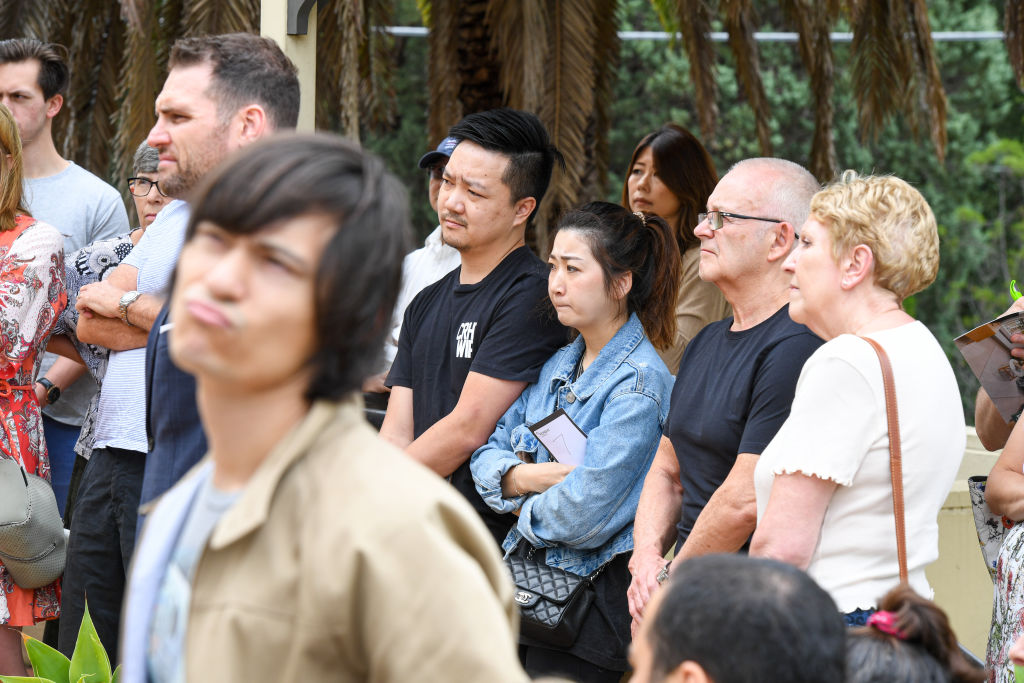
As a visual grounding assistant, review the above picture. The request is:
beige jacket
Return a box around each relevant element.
[122,398,527,682]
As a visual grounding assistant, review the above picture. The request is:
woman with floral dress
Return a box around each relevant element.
[0,103,66,674]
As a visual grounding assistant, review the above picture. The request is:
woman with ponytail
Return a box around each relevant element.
[471,201,680,681]
[846,584,984,683]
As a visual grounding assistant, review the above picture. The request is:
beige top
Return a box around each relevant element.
[133,398,528,683]
[657,247,732,373]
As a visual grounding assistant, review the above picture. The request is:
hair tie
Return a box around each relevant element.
[866,611,906,640]
[633,210,647,226]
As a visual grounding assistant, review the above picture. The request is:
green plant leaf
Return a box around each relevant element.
[68,602,111,683]
[22,633,70,683]
[0,677,55,683]
[110,667,118,683]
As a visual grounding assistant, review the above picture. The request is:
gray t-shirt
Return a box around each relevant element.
[148,471,240,683]
[25,161,130,426]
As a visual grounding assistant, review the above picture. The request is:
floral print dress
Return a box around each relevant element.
[0,214,66,625]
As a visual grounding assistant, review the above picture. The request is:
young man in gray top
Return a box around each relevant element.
[0,38,129,515]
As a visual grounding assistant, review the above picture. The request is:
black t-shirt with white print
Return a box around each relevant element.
[388,245,567,543]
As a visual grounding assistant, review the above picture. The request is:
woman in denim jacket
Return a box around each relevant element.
[471,201,681,681]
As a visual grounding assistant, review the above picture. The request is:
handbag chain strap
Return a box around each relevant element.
[859,335,908,584]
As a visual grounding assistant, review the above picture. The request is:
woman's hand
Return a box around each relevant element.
[500,462,575,498]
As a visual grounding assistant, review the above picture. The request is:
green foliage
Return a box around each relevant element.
[359,27,435,245]
[0,602,118,683]
[366,0,1024,420]
[601,0,1024,419]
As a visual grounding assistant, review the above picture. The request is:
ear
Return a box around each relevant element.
[766,221,797,263]
[511,196,537,229]
[234,104,269,146]
[840,244,874,290]
[670,661,713,683]
[612,271,633,301]
[45,93,63,120]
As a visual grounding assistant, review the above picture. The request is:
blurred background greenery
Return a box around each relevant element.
[361,0,1024,420]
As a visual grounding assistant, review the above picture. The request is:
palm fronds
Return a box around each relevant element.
[425,0,462,143]
[721,0,771,156]
[61,2,124,179]
[673,0,718,143]
[0,0,54,42]
[584,0,620,200]
[849,0,947,161]
[906,0,947,162]
[536,0,599,251]
[112,0,160,190]
[181,0,260,37]
[487,0,548,112]
[1008,0,1024,89]
[782,0,837,181]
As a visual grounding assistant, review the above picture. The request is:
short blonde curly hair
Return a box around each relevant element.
[810,170,939,301]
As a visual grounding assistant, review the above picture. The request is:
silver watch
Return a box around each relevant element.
[118,290,142,326]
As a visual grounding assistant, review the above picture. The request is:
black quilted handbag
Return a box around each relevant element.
[505,546,597,648]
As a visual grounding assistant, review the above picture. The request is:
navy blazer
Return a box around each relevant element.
[138,304,207,526]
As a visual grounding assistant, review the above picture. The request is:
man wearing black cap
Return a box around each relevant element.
[392,139,462,357]
[364,137,461,395]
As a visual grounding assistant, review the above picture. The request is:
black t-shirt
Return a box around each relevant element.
[664,304,822,549]
[388,246,568,541]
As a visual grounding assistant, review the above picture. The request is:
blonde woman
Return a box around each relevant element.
[749,172,963,624]
[0,103,65,674]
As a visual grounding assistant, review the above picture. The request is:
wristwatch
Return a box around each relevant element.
[656,561,671,585]
[36,377,60,405]
[119,290,143,326]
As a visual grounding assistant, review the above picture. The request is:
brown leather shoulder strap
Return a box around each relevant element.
[859,335,908,584]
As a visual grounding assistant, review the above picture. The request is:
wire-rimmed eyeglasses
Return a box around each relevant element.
[698,210,783,231]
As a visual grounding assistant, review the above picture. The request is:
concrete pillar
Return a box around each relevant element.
[261,0,318,131]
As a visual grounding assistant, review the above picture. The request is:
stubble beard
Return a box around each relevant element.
[440,215,469,252]
[159,124,231,199]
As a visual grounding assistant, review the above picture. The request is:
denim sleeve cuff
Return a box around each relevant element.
[470,453,526,514]
[515,498,550,548]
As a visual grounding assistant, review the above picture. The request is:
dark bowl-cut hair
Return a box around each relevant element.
[185,133,410,401]
[447,108,563,224]
[620,123,717,256]
[169,33,299,130]
[0,38,69,100]
[649,555,845,682]
[553,202,680,350]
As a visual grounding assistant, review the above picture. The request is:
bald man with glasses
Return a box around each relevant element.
[626,158,825,633]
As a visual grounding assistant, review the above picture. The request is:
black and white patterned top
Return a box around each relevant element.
[52,230,137,458]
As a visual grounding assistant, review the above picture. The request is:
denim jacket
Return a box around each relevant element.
[470,313,672,576]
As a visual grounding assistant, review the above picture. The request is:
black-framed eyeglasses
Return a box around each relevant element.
[698,210,784,231]
[127,177,167,198]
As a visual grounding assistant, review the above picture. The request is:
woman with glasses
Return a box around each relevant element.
[0,104,66,675]
[45,142,168,526]
[620,124,729,372]
[471,202,679,681]
[749,172,964,625]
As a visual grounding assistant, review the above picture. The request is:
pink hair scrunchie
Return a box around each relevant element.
[866,610,906,640]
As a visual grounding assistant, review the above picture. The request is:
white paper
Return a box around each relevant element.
[529,409,588,467]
